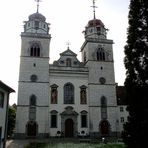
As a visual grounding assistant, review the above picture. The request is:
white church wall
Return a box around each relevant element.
[15,107,29,133]
[19,58,49,82]
[49,74,89,136]
[21,37,50,57]
[17,83,49,105]
[36,107,49,134]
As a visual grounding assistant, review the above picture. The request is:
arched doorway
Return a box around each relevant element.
[100,120,110,136]
[65,119,74,137]
[26,121,38,137]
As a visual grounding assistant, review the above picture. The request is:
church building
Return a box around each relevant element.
[15,1,124,139]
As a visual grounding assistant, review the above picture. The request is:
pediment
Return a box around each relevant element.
[60,106,78,116]
[60,49,77,57]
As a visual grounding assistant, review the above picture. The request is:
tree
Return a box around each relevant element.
[7,105,16,137]
[123,0,148,148]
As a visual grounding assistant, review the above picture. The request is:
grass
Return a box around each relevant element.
[25,142,126,148]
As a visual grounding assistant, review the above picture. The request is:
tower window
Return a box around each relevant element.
[30,74,38,82]
[29,106,36,120]
[28,23,30,27]
[101,96,107,119]
[29,95,37,120]
[30,95,37,106]
[120,117,125,123]
[64,83,74,104]
[35,21,39,29]
[30,43,40,57]
[97,48,105,61]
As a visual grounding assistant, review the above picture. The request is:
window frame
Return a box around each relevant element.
[101,96,107,119]
[30,43,40,57]
[50,110,58,128]
[64,83,74,104]
[81,111,88,128]
[96,47,105,61]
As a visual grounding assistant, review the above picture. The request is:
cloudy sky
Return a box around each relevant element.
[0,0,130,105]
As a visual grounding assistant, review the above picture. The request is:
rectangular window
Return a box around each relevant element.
[120,117,124,123]
[0,91,4,108]
[120,107,124,112]
[51,115,57,128]
[81,115,87,128]
[35,21,39,29]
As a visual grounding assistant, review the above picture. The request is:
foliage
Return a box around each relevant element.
[123,0,148,147]
[7,105,16,137]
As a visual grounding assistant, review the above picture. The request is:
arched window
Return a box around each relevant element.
[64,83,74,104]
[101,96,107,119]
[30,43,40,57]
[101,96,107,107]
[97,48,105,61]
[66,58,71,67]
[30,95,37,106]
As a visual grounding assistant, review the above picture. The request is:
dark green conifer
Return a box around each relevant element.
[123,0,148,147]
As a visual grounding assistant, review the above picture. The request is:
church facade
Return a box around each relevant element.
[15,4,125,139]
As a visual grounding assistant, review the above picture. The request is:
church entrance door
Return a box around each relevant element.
[65,119,74,137]
[100,120,109,136]
[26,121,38,137]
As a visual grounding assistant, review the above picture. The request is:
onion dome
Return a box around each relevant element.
[87,19,104,28]
[29,12,46,22]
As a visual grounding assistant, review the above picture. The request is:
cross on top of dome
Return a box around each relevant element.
[91,0,97,19]
[35,0,42,13]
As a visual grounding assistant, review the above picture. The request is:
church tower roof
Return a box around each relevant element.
[29,12,46,22]
[87,19,104,28]
[22,0,50,35]
[83,0,107,39]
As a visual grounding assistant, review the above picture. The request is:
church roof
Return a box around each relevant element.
[51,47,85,68]
[0,81,15,93]
[29,12,46,22]
[87,19,104,28]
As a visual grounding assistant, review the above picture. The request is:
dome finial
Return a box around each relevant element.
[91,0,97,19]
[35,0,42,13]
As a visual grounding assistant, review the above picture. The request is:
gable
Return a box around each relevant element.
[60,49,77,57]
[51,48,85,68]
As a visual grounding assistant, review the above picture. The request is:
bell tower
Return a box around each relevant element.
[81,0,117,137]
[15,1,51,138]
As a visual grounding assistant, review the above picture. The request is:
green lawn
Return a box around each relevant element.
[25,142,126,148]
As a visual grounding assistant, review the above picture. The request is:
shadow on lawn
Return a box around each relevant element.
[25,142,125,148]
